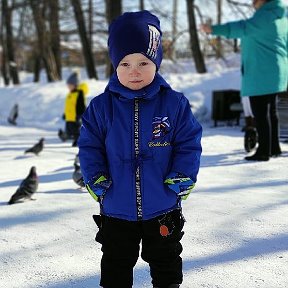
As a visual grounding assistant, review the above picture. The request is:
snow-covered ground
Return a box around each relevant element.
[0,57,288,288]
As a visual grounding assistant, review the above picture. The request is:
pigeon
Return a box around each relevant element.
[7,104,18,125]
[72,163,85,187]
[72,154,85,187]
[74,154,80,166]
[8,166,39,205]
[24,138,44,155]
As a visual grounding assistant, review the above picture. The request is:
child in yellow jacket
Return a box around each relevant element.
[61,72,86,146]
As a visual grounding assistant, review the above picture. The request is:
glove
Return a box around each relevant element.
[164,172,195,200]
[86,173,112,202]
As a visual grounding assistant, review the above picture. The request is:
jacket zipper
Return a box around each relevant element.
[134,98,142,220]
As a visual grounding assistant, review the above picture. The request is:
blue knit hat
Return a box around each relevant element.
[108,10,163,71]
[66,72,79,86]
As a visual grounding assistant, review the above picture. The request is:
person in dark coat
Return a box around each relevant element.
[78,10,202,288]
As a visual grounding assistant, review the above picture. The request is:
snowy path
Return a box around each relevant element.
[0,124,287,288]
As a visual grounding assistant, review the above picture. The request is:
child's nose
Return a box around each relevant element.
[130,66,140,75]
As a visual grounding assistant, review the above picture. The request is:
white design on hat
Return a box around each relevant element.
[147,25,161,59]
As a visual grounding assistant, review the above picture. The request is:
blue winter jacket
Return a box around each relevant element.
[212,0,288,97]
[78,73,202,221]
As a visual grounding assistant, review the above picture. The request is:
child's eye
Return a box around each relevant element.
[120,62,129,67]
[139,62,148,66]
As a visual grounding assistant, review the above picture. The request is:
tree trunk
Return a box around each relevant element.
[2,0,20,84]
[0,39,10,85]
[48,0,62,79]
[216,0,223,58]
[88,0,93,49]
[105,0,122,23]
[171,0,178,60]
[105,0,122,77]
[30,0,60,82]
[33,53,41,83]
[0,0,9,85]
[139,0,144,10]
[70,0,98,79]
[186,0,207,73]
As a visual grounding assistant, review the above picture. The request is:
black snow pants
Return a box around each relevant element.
[65,121,80,141]
[94,209,185,288]
[249,93,281,156]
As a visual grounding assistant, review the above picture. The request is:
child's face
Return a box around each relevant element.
[67,84,76,91]
[116,53,156,90]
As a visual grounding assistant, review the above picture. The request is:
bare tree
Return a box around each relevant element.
[215,0,223,58]
[48,0,62,79]
[13,1,41,77]
[186,0,206,73]
[70,0,98,79]
[226,0,252,19]
[33,50,41,82]
[88,0,93,49]
[105,0,122,77]
[139,0,144,10]
[30,0,60,82]
[2,0,20,85]
[0,0,10,85]
[171,0,178,59]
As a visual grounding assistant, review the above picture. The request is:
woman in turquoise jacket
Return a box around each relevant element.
[202,0,288,161]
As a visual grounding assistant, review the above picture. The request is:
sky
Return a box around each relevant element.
[0,56,288,287]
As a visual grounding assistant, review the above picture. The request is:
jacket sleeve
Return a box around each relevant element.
[211,10,273,39]
[169,96,202,183]
[78,99,109,184]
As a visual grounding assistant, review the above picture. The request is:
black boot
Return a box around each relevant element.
[270,151,282,158]
[245,153,269,161]
[58,129,68,142]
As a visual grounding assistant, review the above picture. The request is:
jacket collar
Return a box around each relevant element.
[106,72,170,100]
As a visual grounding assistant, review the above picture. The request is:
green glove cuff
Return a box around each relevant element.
[179,183,195,200]
[86,184,99,202]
